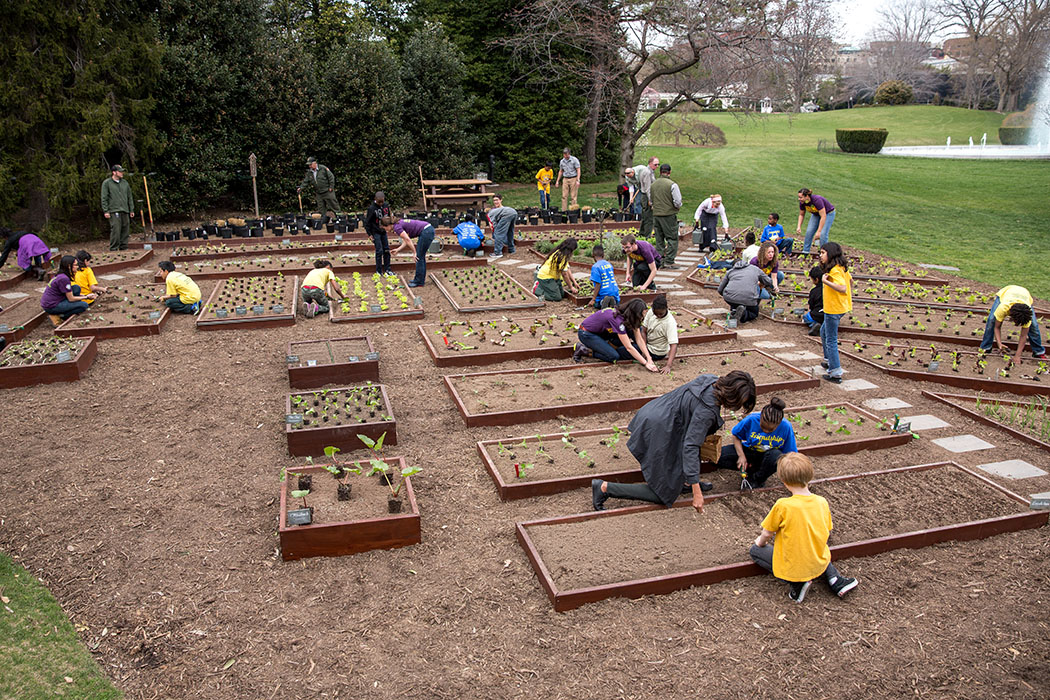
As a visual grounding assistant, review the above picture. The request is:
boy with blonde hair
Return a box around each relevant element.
[749,452,858,603]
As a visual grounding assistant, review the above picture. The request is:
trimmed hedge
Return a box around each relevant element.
[836,128,889,153]
[999,127,1032,145]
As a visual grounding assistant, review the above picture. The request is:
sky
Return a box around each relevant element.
[835,0,885,46]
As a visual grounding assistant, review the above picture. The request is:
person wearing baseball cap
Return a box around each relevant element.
[101,164,135,251]
[648,163,682,269]
[298,157,341,219]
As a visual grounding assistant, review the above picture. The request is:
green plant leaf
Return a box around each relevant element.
[357,434,376,450]
[323,446,341,459]
[290,490,309,498]
[401,466,422,477]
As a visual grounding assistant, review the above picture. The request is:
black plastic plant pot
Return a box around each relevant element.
[348,220,359,232]
[311,220,323,230]
[326,224,336,233]
[541,211,552,223]
[614,211,624,222]
[204,224,218,237]
[220,227,233,239]
[552,213,565,224]
[250,227,264,237]
[336,223,348,233]
[582,211,592,223]
[172,231,181,241]
[233,226,248,237]
[567,212,579,224]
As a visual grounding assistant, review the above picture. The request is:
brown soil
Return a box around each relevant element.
[0,297,45,327]
[844,338,1050,386]
[452,349,803,415]
[957,396,1050,446]
[289,385,393,428]
[529,466,1026,590]
[88,250,150,265]
[431,267,540,310]
[0,336,85,367]
[486,428,633,481]
[1,261,25,282]
[284,461,401,523]
[1,237,1049,700]
[331,272,417,319]
[200,275,295,319]
[172,240,360,258]
[288,338,373,366]
[59,284,167,328]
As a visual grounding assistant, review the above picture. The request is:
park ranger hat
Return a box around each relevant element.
[306,157,317,165]
[112,164,124,172]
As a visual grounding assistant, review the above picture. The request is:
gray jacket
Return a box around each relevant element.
[717,260,773,306]
[627,374,724,507]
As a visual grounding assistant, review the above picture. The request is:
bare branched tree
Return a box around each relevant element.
[858,0,943,101]
[770,0,836,112]
[987,0,1050,112]
[940,0,999,108]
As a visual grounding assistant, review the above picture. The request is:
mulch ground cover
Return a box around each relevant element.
[0,237,1048,699]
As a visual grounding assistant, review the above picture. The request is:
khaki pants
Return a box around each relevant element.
[637,192,653,238]
[108,212,130,250]
[561,176,579,211]
[316,191,340,217]
[653,215,679,264]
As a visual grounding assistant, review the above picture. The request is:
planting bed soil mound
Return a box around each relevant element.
[0,336,96,389]
[288,384,393,429]
[283,462,408,522]
[331,272,421,322]
[528,466,1026,591]
[566,281,662,304]
[0,261,28,290]
[0,297,47,343]
[176,252,368,278]
[86,249,154,273]
[172,239,360,261]
[55,284,169,338]
[288,337,373,366]
[430,266,542,312]
[450,350,809,418]
[925,392,1050,450]
[287,337,378,388]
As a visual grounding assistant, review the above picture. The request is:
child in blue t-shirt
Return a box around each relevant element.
[715,396,797,489]
[761,213,794,255]
[454,222,484,257]
[588,245,621,308]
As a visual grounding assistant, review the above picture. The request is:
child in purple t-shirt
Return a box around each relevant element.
[573,298,657,370]
[796,188,836,253]
[40,255,94,321]
[620,235,662,290]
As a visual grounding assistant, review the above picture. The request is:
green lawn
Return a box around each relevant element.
[500,106,1050,301]
[0,552,123,700]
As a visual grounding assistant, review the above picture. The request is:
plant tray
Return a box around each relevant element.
[516,462,1047,611]
[330,272,423,323]
[55,285,171,340]
[829,338,1050,396]
[444,349,817,427]
[430,266,544,313]
[88,249,155,274]
[418,312,736,368]
[278,459,420,561]
[196,275,298,330]
[477,402,908,501]
[285,384,397,456]
[0,298,47,344]
[922,391,1050,453]
[0,336,97,389]
[287,337,379,389]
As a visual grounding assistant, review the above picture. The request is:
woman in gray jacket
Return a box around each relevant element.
[717,259,774,324]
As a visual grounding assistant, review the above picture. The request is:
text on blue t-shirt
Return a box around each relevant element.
[761,224,785,242]
[730,413,798,453]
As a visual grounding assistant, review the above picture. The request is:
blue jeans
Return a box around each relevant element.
[578,329,632,363]
[775,238,795,254]
[165,297,200,314]
[759,271,786,300]
[802,209,836,253]
[371,232,391,273]
[45,299,89,319]
[980,296,1045,355]
[492,218,516,256]
[413,225,435,285]
[539,191,550,209]
[820,312,844,376]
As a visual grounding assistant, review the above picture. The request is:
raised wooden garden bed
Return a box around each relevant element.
[55,285,171,340]
[430,266,544,313]
[477,402,908,501]
[922,391,1050,453]
[88,249,155,274]
[278,458,421,561]
[0,262,29,291]
[563,281,664,306]
[286,384,397,456]
[287,337,379,389]
[172,239,363,262]
[0,336,97,389]
[444,349,817,427]
[196,274,298,330]
[166,250,487,281]
[516,461,1047,611]
[831,338,1050,396]
[419,312,735,367]
[0,298,47,344]
[330,272,423,323]
[764,303,1024,349]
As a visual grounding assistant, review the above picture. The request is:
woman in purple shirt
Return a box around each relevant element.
[573,298,657,371]
[796,188,836,254]
[41,255,94,320]
[391,218,436,287]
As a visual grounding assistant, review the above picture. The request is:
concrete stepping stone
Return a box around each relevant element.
[833,378,879,391]
[683,298,712,305]
[931,434,995,453]
[498,258,523,265]
[668,291,695,296]
[659,283,683,289]
[775,350,821,362]
[0,292,29,300]
[918,263,960,271]
[862,397,912,411]
[735,328,770,337]
[694,307,727,316]
[975,460,1047,479]
[901,414,951,431]
[126,269,153,275]
[519,263,540,270]
[98,274,126,281]
[753,341,795,349]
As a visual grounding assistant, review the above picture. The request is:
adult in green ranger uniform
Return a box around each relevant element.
[298,157,340,219]
[100,165,135,251]
[649,163,682,269]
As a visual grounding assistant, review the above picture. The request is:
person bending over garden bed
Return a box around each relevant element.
[716,396,797,490]
[592,370,757,512]
[533,238,580,301]
[301,259,346,318]
[573,298,655,370]
[978,285,1046,365]
[621,235,662,290]
[156,261,201,314]
[718,259,774,324]
[641,295,678,373]
[750,452,858,603]
[588,245,620,308]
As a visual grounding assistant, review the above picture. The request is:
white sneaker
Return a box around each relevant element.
[488,253,503,259]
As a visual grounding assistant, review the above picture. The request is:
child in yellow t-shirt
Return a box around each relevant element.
[535,162,554,210]
[73,250,108,304]
[300,259,345,318]
[750,452,858,603]
[818,242,852,383]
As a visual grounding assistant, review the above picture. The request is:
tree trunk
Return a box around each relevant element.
[582,96,600,176]
[26,184,51,231]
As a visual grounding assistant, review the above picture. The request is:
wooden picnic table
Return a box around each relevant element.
[420,179,494,210]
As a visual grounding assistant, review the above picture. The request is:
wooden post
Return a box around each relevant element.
[418,164,428,211]
[249,153,260,217]
[142,174,155,234]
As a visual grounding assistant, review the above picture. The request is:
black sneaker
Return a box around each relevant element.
[731,306,746,322]
[789,580,811,603]
[591,479,608,511]
[828,575,858,598]
[699,481,713,492]
[572,342,591,363]
[820,360,829,369]
[822,374,842,384]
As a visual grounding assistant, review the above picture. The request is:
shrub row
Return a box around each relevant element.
[999,127,1032,145]
[835,128,889,153]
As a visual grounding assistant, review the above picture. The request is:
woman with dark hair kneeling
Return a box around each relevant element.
[156,261,202,314]
[41,255,95,322]
[573,298,656,371]
[592,370,758,513]
[716,396,797,490]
